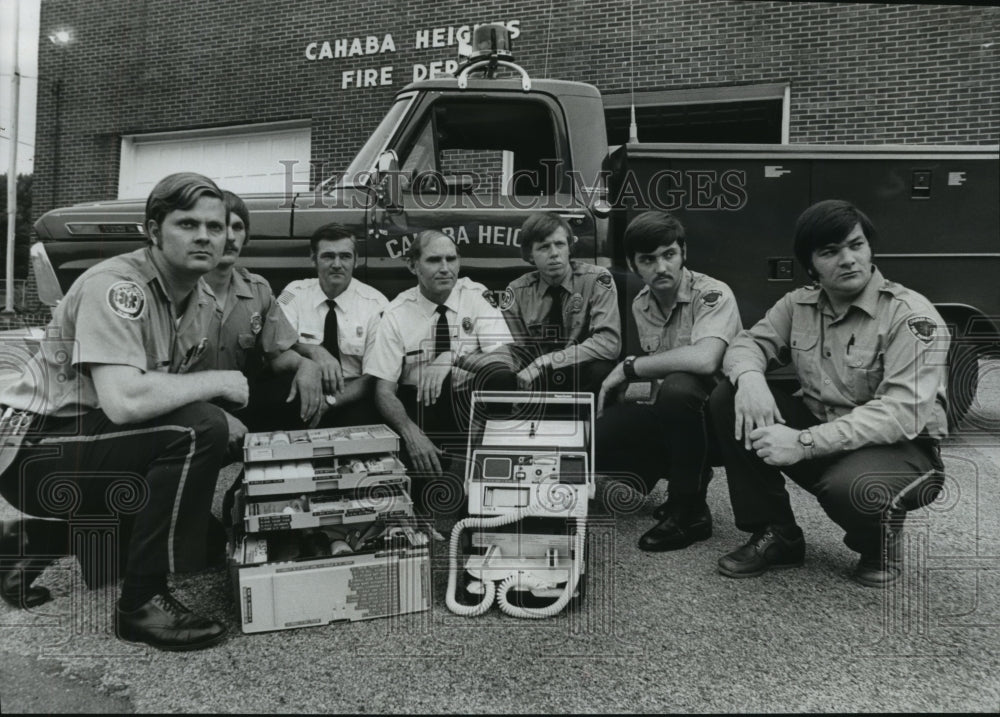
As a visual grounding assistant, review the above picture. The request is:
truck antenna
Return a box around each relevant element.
[628,0,639,144]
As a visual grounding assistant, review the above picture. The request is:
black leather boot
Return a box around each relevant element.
[1,519,64,609]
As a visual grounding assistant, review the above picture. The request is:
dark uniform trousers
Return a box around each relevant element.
[0,402,229,581]
[537,360,616,396]
[394,362,517,514]
[596,371,717,496]
[709,379,944,555]
[235,372,379,433]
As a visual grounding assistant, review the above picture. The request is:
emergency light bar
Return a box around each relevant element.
[456,23,531,92]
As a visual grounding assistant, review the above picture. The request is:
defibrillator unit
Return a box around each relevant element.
[446,391,595,618]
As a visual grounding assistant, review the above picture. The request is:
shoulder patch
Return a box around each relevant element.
[107,281,146,320]
[702,290,722,307]
[498,287,515,311]
[906,316,937,345]
[482,289,498,308]
[596,271,613,289]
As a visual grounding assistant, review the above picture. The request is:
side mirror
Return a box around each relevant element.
[375,149,399,178]
[373,150,401,211]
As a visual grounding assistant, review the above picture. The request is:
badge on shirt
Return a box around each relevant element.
[702,290,722,307]
[462,317,473,334]
[250,312,263,334]
[356,325,364,338]
[482,289,498,308]
[569,293,584,313]
[596,271,613,289]
[498,288,515,311]
[907,316,937,344]
[107,281,146,320]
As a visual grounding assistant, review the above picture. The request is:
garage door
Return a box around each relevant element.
[118,121,311,198]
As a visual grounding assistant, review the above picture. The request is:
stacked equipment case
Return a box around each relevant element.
[228,425,431,633]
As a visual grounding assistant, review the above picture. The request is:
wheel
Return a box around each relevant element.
[946,341,980,430]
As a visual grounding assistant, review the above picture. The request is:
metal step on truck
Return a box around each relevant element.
[32,24,1000,427]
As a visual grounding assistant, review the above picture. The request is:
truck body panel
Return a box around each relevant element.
[31,71,999,424]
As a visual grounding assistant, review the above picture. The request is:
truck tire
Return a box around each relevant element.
[946,341,980,430]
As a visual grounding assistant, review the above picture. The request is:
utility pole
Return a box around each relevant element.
[4,0,21,314]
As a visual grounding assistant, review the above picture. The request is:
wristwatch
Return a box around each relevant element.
[622,355,638,380]
[797,429,815,458]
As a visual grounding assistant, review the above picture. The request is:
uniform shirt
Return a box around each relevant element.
[0,247,215,418]
[724,267,949,455]
[192,267,297,374]
[503,260,621,366]
[275,277,389,379]
[365,276,514,387]
[632,268,741,357]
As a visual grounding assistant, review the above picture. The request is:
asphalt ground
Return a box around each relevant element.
[2,362,999,713]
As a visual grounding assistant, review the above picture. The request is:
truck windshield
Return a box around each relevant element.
[326,93,416,190]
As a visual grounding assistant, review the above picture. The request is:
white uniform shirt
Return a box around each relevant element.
[364,277,514,387]
[276,277,389,379]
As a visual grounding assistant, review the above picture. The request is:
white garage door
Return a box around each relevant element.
[118,121,311,198]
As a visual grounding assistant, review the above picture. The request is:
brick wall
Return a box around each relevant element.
[31,0,999,220]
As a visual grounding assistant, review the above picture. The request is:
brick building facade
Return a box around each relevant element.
[30,0,999,220]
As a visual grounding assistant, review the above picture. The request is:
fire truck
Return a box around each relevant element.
[32,25,1000,426]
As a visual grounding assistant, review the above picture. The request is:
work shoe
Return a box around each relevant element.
[851,552,902,588]
[1,521,57,609]
[717,525,805,578]
[638,502,712,552]
[116,592,227,651]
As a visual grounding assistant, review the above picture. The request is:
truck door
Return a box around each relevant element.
[368,92,595,298]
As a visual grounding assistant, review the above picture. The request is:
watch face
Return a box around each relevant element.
[799,431,813,447]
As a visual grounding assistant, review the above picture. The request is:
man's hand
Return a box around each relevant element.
[404,428,444,475]
[597,361,627,416]
[223,410,248,463]
[516,355,551,390]
[286,359,324,426]
[217,371,250,410]
[733,371,784,450]
[416,360,452,407]
[312,347,345,396]
[749,424,806,466]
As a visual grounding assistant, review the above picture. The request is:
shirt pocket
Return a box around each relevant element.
[238,333,256,350]
[789,330,821,388]
[844,344,882,399]
[340,338,365,358]
[639,332,661,354]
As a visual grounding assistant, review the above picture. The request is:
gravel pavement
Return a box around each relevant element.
[2,362,999,713]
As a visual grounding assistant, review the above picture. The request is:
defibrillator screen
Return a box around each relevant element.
[482,457,512,480]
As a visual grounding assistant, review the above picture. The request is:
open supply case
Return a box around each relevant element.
[229,424,431,633]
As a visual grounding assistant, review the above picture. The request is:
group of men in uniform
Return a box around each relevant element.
[0,172,949,651]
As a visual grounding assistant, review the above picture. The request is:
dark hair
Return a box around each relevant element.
[623,211,686,269]
[144,172,223,238]
[309,223,357,256]
[518,211,573,263]
[793,200,877,278]
[405,229,457,263]
[223,190,250,239]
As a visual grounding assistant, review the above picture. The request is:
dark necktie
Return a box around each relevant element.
[544,285,564,348]
[323,299,340,360]
[434,304,450,357]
